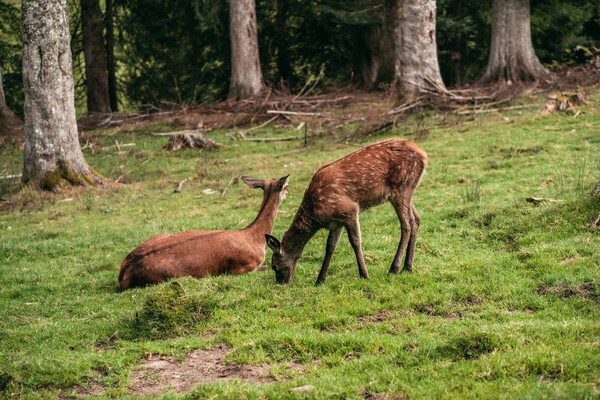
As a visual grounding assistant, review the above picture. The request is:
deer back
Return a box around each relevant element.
[304,139,427,220]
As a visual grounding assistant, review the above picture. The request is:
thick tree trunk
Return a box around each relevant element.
[81,0,111,113]
[0,69,22,135]
[229,0,264,99]
[21,0,105,191]
[105,0,118,111]
[399,0,445,102]
[479,0,549,84]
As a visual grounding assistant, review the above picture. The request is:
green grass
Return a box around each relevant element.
[1,94,600,399]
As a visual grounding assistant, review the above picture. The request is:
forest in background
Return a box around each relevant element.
[1,0,599,118]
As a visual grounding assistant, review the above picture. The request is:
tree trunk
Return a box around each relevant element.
[399,0,445,102]
[229,0,264,99]
[81,0,111,113]
[105,0,118,111]
[21,0,105,191]
[479,0,549,84]
[0,69,22,135]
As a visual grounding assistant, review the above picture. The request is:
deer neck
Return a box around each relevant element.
[281,206,320,264]
[244,184,281,239]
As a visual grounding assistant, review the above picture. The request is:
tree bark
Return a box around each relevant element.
[399,0,445,102]
[81,0,111,113]
[105,0,118,111]
[0,69,22,135]
[21,0,105,191]
[479,0,549,84]
[229,0,264,99]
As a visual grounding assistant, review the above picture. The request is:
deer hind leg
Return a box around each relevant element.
[389,197,413,274]
[316,226,344,285]
[402,203,420,272]
[345,215,369,279]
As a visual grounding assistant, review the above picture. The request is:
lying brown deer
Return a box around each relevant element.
[118,175,289,289]
[265,139,427,284]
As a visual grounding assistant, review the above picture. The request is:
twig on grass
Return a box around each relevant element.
[221,176,236,198]
[455,104,542,115]
[526,196,565,205]
[174,179,188,193]
[237,136,302,142]
[266,110,324,117]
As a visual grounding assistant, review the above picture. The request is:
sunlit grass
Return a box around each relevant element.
[1,93,599,399]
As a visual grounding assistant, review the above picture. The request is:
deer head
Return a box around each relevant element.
[265,234,293,284]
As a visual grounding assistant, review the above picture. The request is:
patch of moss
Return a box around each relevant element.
[130,281,218,339]
[33,160,106,191]
[436,332,498,360]
[40,168,64,191]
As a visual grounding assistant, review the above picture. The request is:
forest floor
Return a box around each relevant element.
[0,84,600,399]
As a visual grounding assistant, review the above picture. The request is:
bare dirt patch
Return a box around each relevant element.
[356,310,394,323]
[537,282,598,302]
[128,345,304,396]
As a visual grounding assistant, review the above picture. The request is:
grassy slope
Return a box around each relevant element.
[1,94,599,399]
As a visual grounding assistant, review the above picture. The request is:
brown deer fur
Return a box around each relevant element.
[118,175,289,289]
[266,139,427,284]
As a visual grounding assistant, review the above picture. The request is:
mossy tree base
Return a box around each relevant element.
[23,161,106,193]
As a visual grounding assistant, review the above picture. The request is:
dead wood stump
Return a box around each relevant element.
[163,133,222,151]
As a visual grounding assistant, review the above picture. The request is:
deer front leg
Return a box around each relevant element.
[389,199,413,274]
[316,227,344,285]
[345,216,369,279]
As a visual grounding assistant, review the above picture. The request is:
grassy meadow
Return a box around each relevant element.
[1,93,600,399]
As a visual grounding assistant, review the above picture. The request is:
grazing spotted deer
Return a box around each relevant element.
[118,175,289,289]
[265,139,427,285]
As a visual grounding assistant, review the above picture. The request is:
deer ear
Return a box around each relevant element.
[241,176,265,189]
[276,175,290,192]
[265,234,281,253]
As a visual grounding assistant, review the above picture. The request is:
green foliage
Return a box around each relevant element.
[0,0,23,117]
[531,0,600,64]
[437,0,492,86]
[118,0,230,106]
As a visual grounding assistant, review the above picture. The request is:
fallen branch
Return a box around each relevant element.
[0,174,22,180]
[153,129,204,136]
[266,110,324,117]
[238,136,302,142]
[103,142,135,150]
[456,104,542,115]
[174,179,188,193]
[526,196,565,205]
[387,100,425,116]
[221,176,236,198]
